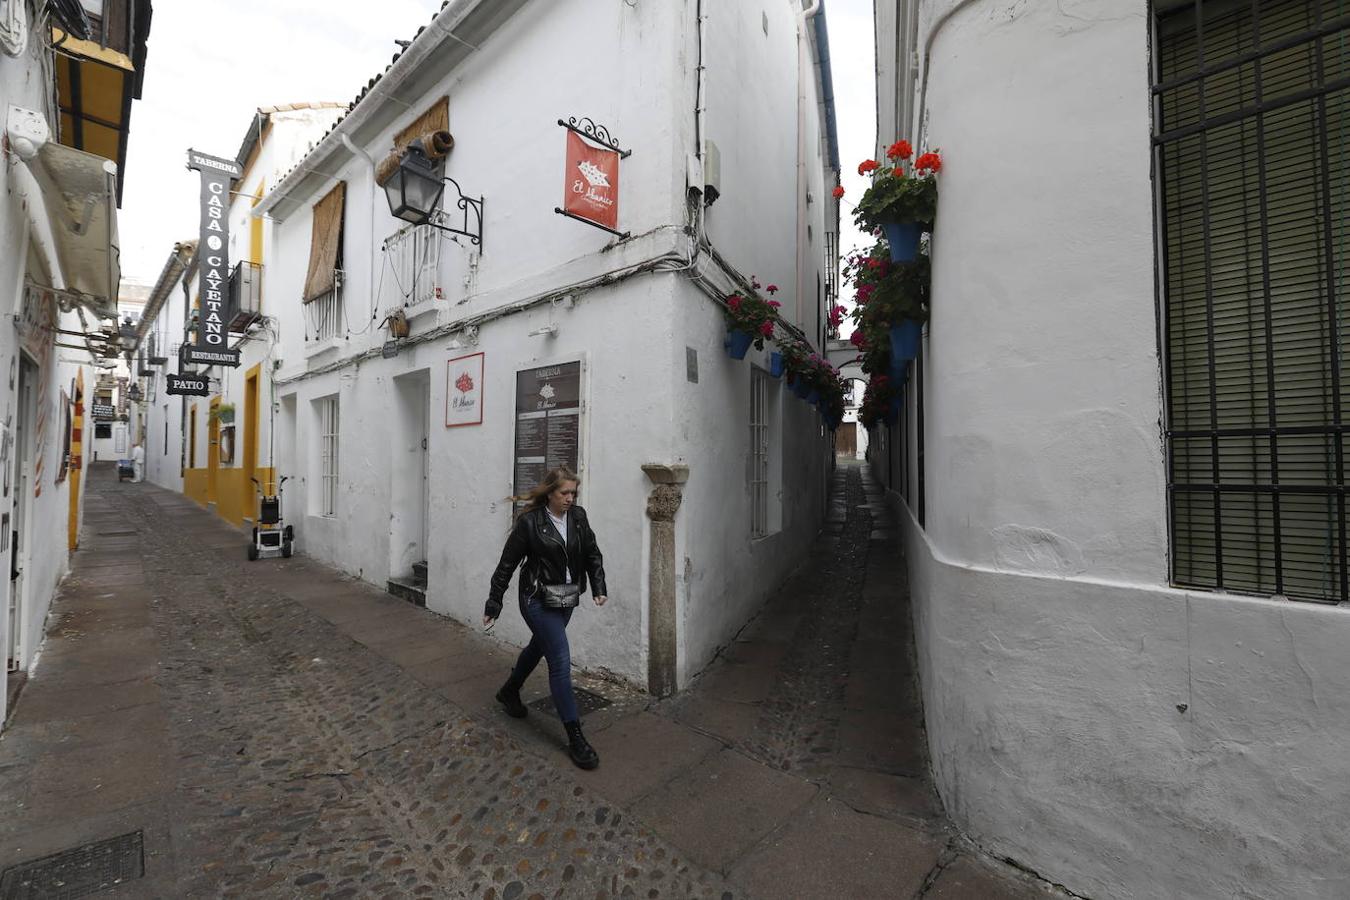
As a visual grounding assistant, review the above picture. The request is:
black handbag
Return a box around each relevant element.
[540,583,581,609]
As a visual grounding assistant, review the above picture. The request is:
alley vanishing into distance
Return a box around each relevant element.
[0,463,1060,899]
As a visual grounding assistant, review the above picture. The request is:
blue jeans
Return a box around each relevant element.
[511,596,578,723]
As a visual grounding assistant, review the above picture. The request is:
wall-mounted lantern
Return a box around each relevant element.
[377,131,484,248]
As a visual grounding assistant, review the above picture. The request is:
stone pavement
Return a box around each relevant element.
[0,462,1071,899]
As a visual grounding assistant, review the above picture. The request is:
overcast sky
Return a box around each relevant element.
[119,0,875,288]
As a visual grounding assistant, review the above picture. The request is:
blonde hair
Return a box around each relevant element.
[513,467,580,519]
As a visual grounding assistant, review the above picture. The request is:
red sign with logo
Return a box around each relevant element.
[562,131,620,232]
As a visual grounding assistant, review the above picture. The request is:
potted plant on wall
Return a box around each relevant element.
[210,402,236,425]
[723,284,782,360]
[778,338,812,396]
[859,374,901,429]
[853,142,941,263]
[845,242,930,369]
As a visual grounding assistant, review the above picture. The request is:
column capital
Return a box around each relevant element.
[646,483,684,522]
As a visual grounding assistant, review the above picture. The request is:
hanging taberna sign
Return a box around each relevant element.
[186,149,242,367]
[554,117,630,239]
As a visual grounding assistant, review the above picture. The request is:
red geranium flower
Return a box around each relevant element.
[886,140,913,160]
[765,284,778,294]
[857,159,879,175]
[850,330,866,348]
[893,167,905,178]
[831,185,845,199]
[915,152,942,174]
[728,294,742,311]
[768,300,782,308]
[759,320,774,337]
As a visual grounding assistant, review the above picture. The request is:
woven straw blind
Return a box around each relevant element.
[303,182,346,303]
[394,97,449,154]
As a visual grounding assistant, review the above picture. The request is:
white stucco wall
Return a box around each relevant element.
[0,9,98,724]
[876,2,1350,898]
[261,0,835,688]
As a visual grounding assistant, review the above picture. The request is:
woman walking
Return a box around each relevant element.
[484,467,608,769]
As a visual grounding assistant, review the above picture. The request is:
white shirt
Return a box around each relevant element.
[132,446,144,464]
[546,509,572,584]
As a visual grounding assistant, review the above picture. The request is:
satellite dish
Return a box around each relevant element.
[47,0,91,41]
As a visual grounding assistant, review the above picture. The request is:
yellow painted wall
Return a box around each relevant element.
[183,466,275,528]
[184,468,209,507]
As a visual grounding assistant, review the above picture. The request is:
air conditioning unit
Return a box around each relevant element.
[228,261,263,332]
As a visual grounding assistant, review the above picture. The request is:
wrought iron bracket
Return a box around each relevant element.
[553,207,629,240]
[558,116,632,158]
[426,176,484,248]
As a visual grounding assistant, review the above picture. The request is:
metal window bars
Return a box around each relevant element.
[307,270,344,343]
[319,395,340,517]
[751,368,770,538]
[1153,0,1349,602]
[385,219,443,309]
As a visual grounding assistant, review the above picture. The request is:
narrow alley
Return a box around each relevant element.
[0,463,1060,899]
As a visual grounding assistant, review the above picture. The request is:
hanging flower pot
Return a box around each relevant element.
[806,389,821,406]
[881,221,923,263]
[889,319,923,364]
[792,378,811,400]
[769,352,785,378]
[724,328,754,360]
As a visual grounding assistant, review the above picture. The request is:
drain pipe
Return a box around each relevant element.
[340,133,379,323]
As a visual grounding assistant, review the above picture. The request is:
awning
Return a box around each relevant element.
[25,142,121,320]
[53,27,137,203]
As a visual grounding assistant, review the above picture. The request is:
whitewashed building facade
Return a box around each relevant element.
[133,104,347,527]
[0,0,151,725]
[254,0,842,693]
[870,2,1350,898]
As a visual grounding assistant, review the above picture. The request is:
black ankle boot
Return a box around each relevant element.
[495,680,527,718]
[564,720,599,770]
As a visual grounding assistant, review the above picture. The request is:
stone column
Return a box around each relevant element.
[642,464,688,698]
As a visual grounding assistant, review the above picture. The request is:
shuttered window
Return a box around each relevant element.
[303,182,346,303]
[1154,0,1350,602]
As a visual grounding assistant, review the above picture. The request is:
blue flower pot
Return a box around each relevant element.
[792,379,811,399]
[724,328,754,360]
[769,352,785,378]
[806,389,821,406]
[889,319,922,364]
[881,221,923,263]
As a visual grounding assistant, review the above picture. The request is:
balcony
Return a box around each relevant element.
[228,261,263,333]
[385,219,443,312]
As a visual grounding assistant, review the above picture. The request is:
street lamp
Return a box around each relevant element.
[128,383,142,402]
[379,133,453,226]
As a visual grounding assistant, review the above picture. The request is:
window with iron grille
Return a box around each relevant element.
[751,368,770,537]
[307,271,344,344]
[317,395,340,517]
[1153,0,1349,602]
[387,219,443,309]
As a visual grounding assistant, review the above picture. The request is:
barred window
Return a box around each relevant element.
[751,368,770,538]
[1153,0,1349,602]
[317,395,340,517]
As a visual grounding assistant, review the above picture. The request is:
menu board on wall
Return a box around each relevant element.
[513,361,581,502]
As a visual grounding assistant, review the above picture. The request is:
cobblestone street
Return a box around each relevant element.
[0,463,1065,899]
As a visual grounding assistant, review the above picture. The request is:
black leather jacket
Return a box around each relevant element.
[486,505,606,619]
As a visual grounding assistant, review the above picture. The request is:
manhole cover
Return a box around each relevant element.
[529,686,612,717]
[0,831,144,899]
